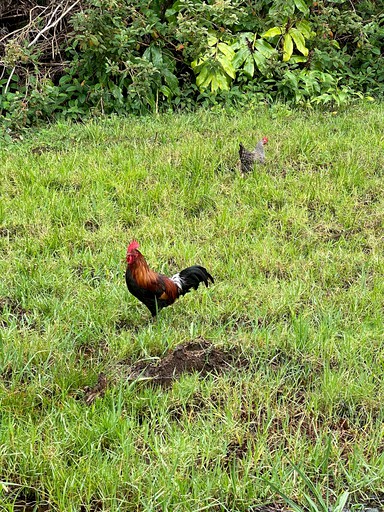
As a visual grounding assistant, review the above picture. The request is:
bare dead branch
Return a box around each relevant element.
[28,0,82,48]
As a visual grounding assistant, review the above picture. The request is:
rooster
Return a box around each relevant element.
[125,240,214,316]
[239,136,268,174]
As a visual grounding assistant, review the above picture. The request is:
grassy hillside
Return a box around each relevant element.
[1,104,384,511]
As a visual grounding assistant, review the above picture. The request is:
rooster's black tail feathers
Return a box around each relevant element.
[177,266,214,296]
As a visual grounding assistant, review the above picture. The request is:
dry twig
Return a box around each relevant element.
[0,0,83,86]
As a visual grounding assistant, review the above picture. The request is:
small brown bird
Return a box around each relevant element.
[125,240,214,316]
[239,136,268,173]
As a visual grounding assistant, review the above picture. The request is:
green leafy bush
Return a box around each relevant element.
[0,0,383,131]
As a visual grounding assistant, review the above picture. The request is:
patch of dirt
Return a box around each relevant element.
[2,489,50,511]
[0,225,25,240]
[313,222,361,243]
[73,265,102,287]
[267,198,284,211]
[167,392,209,422]
[84,219,100,232]
[114,317,143,334]
[1,365,14,387]
[219,313,256,333]
[364,493,384,510]
[31,145,55,155]
[80,500,104,512]
[126,338,245,385]
[259,263,290,281]
[84,373,108,406]
[358,190,381,206]
[47,179,82,192]
[222,439,249,468]
[77,341,109,365]
[79,341,109,358]
[0,297,34,328]
[250,504,287,512]
[8,500,50,512]
[114,317,133,332]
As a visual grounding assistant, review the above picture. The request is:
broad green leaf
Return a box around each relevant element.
[296,20,314,39]
[201,74,213,90]
[195,64,210,87]
[283,33,293,61]
[143,45,163,67]
[253,51,267,72]
[165,8,177,17]
[217,42,235,59]
[165,0,182,19]
[262,26,283,38]
[215,72,230,91]
[239,32,256,42]
[254,39,276,57]
[218,55,236,79]
[233,47,249,68]
[294,0,309,14]
[243,55,254,77]
[191,58,201,70]
[289,55,308,63]
[163,69,179,93]
[210,74,219,92]
[290,28,309,56]
[89,35,99,47]
[159,85,171,98]
[230,40,241,51]
[191,56,207,71]
[207,35,218,47]
[152,47,164,67]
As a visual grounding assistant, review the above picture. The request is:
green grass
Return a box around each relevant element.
[1,103,384,511]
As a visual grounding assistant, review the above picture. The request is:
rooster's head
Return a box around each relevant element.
[262,137,268,145]
[126,240,140,264]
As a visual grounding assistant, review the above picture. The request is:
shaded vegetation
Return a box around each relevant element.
[0,0,383,134]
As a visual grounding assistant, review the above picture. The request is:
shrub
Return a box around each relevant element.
[0,0,382,131]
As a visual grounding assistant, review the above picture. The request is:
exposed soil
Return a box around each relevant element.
[83,336,241,403]
[2,490,50,512]
[84,372,108,406]
[0,225,25,240]
[78,340,109,360]
[125,338,245,385]
[84,219,100,232]
[114,317,134,332]
[0,296,34,328]
[250,505,287,512]
[222,438,249,469]
[31,145,54,155]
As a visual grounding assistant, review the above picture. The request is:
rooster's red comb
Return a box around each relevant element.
[262,136,268,144]
[128,240,140,252]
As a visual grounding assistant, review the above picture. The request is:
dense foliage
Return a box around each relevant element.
[0,0,383,131]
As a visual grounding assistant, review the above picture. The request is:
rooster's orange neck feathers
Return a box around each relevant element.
[128,251,158,288]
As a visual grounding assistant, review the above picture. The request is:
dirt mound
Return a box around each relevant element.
[83,339,244,404]
[126,338,243,385]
